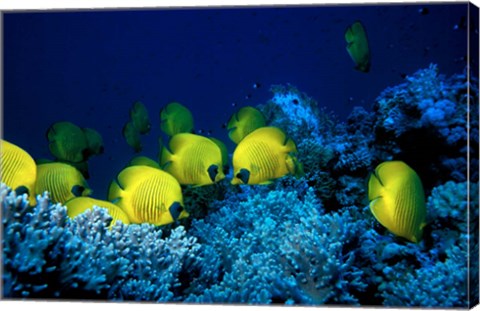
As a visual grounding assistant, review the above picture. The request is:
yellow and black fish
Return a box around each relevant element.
[227,106,266,144]
[160,102,194,136]
[82,127,104,157]
[160,133,225,186]
[108,165,187,226]
[47,121,89,163]
[65,197,130,225]
[123,121,142,153]
[36,158,90,179]
[345,21,371,72]
[36,162,91,204]
[231,127,303,185]
[127,155,160,169]
[130,101,151,134]
[368,161,426,243]
[0,139,37,205]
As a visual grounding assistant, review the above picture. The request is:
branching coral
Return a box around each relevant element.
[257,84,340,145]
[2,184,126,298]
[372,65,478,185]
[110,223,201,302]
[259,84,322,138]
[186,188,367,304]
[2,183,202,301]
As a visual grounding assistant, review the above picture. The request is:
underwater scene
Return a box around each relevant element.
[2,2,480,308]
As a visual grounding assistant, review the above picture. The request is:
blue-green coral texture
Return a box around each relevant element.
[2,66,478,307]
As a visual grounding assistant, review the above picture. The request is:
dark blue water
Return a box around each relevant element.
[3,3,469,198]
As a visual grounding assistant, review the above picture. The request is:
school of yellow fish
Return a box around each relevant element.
[1,22,428,241]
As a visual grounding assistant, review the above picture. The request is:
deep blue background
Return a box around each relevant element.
[3,3,469,198]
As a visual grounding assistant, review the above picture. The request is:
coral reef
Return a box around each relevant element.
[2,65,477,307]
[2,184,201,301]
[372,64,479,185]
[186,188,366,304]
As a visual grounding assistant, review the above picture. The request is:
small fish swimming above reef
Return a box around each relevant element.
[123,121,142,153]
[160,133,225,186]
[108,165,187,226]
[130,101,151,134]
[47,121,89,163]
[65,196,131,226]
[345,21,371,72]
[231,126,303,185]
[0,139,37,205]
[368,161,426,243]
[36,162,92,204]
[227,106,267,144]
[160,102,194,136]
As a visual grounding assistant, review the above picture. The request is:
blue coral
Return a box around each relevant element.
[2,185,125,298]
[371,65,478,184]
[186,188,367,304]
[258,84,341,145]
[2,183,202,300]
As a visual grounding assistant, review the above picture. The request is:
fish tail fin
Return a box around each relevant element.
[284,137,298,153]
[286,154,304,178]
[159,138,174,169]
[108,178,124,204]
